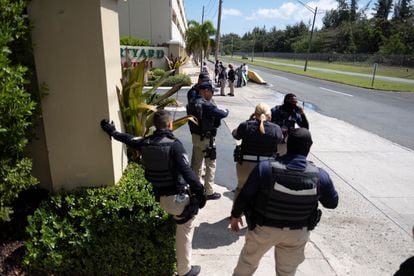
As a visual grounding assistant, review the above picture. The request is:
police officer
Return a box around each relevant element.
[187,82,229,200]
[100,110,206,276]
[230,128,338,276]
[232,103,283,200]
[271,93,309,156]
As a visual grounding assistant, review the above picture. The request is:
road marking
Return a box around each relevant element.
[319,87,353,97]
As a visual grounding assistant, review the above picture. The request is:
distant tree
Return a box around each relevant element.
[393,0,413,21]
[374,0,393,19]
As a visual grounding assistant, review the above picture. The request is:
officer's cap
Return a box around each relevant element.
[287,128,313,156]
[199,82,214,92]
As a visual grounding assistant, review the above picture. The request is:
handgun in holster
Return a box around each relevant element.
[233,145,243,164]
[203,134,216,160]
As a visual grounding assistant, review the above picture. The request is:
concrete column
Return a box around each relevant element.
[28,0,127,191]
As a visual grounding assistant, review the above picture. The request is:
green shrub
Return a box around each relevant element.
[151,67,166,77]
[24,163,176,275]
[120,36,150,46]
[162,74,192,87]
[0,0,39,222]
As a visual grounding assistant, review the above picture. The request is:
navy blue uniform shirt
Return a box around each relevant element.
[111,129,204,195]
[231,154,339,218]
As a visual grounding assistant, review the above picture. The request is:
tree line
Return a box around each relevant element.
[186,0,414,63]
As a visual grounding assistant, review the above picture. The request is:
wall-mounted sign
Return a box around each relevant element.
[120,45,168,69]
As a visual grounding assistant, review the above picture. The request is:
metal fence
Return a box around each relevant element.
[233,51,414,68]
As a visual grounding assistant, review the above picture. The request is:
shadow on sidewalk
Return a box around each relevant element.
[192,217,246,249]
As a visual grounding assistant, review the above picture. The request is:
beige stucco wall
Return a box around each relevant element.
[28,0,127,191]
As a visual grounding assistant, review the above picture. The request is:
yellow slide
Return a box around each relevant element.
[247,70,267,84]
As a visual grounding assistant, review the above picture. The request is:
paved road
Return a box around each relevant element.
[253,58,414,84]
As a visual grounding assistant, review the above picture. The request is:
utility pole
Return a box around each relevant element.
[214,0,223,60]
[200,5,204,71]
[304,6,317,72]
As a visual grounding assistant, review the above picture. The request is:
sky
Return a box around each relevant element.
[184,0,374,36]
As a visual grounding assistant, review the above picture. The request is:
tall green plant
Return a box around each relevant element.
[0,0,38,222]
[117,60,195,139]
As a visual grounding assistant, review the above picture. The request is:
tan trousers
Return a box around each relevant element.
[191,134,216,195]
[229,80,235,95]
[220,79,226,95]
[160,195,195,276]
[233,226,310,276]
[234,161,257,200]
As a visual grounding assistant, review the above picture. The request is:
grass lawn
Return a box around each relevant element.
[223,55,414,92]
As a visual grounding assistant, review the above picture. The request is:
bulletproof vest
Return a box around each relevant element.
[253,161,319,228]
[241,120,278,156]
[187,98,217,136]
[140,136,177,189]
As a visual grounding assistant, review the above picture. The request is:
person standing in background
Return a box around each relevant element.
[227,64,235,96]
[218,64,227,96]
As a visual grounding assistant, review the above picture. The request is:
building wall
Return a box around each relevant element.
[28,0,127,191]
[118,0,187,48]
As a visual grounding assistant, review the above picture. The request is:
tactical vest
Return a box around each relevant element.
[140,136,177,190]
[253,161,319,228]
[241,120,278,156]
[187,98,217,136]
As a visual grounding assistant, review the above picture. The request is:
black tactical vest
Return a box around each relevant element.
[241,120,279,156]
[187,98,217,137]
[253,161,320,228]
[140,136,177,189]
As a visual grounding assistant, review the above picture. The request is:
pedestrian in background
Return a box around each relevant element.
[201,61,208,74]
[187,82,229,200]
[241,63,248,86]
[100,111,206,276]
[227,64,235,96]
[218,64,227,96]
[230,128,339,276]
[236,65,243,88]
[232,103,283,200]
[214,60,220,84]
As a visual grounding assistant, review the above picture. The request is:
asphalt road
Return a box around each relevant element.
[232,63,414,150]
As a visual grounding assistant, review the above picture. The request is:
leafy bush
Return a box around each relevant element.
[162,73,192,87]
[120,36,150,46]
[24,163,176,275]
[151,67,166,77]
[0,0,38,222]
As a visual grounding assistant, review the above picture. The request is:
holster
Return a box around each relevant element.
[233,145,243,164]
[307,209,322,230]
[174,196,200,225]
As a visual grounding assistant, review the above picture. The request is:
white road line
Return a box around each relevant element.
[319,87,353,97]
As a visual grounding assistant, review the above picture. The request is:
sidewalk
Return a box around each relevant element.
[179,61,414,276]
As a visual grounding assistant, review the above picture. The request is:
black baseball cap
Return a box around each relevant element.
[199,82,214,92]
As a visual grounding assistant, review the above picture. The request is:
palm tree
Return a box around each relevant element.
[185,20,215,65]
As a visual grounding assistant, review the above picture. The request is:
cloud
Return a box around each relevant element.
[244,0,338,29]
[223,8,242,16]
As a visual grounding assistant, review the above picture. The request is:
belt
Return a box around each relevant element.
[278,226,308,231]
[242,155,273,162]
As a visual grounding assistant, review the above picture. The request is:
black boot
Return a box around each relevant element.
[184,265,201,276]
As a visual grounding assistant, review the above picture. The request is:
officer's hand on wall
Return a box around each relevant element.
[100,119,116,136]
